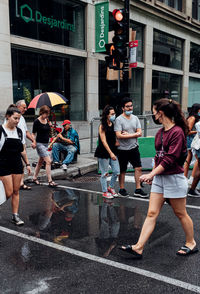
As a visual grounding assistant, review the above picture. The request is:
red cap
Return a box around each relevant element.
[62,120,71,126]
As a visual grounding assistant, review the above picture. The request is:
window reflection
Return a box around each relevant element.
[153,30,183,70]
[152,71,182,105]
[190,43,200,74]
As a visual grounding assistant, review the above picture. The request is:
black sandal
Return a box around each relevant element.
[176,245,199,256]
[32,179,40,185]
[118,245,143,259]
[20,184,32,190]
[48,181,58,187]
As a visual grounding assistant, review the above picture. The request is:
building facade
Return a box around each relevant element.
[0,0,200,151]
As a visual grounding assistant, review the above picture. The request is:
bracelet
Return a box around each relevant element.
[26,164,30,167]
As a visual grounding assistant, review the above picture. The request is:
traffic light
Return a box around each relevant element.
[105,43,120,70]
[112,9,128,63]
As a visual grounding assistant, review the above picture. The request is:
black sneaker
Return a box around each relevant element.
[188,189,200,197]
[118,189,129,197]
[134,189,149,198]
[12,214,24,226]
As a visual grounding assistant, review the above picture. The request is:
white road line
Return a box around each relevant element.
[42,183,200,209]
[0,225,199,293]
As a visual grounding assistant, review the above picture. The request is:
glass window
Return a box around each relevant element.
[153,30,183,70]
[9,0,85,50]
[188,78,200,107]
[190,43,200,74]
[11,48,85,120]
[99,61,143,115]
[192,0,200,20]
[152,71,182,105]
[158,0,182,11]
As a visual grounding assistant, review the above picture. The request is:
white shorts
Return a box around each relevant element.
[151,173,188,198]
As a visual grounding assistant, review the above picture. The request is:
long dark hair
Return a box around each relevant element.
[101,105,114,132]
[153,98,189,136]
[187,103,200,123]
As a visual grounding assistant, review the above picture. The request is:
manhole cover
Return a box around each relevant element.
[72,176,100,183]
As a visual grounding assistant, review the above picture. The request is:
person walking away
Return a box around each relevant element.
[95,105,120,199]
[0,106,31,225]
[114,97,148,198]
[119,98,198,258]
[188,119,200,196]
[32,105,58,187]
[184,104,200,187]
[16,100,36,190]
[52,120,80,171]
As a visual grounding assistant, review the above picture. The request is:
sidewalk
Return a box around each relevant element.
[25,147,98,181]
[25,146,153,182]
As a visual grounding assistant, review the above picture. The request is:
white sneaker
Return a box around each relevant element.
[62,164,67,171]
[107,186,118,197]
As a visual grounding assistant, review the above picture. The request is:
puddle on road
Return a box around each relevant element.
[28,187,146,258]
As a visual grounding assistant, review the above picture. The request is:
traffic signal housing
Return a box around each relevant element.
[112,9,128,63]
[105,43,120,70]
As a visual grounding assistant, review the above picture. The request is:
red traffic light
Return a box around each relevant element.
[112,9,124,22]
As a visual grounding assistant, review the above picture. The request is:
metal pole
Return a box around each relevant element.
[123,0,129,93]
[118,70,120,93]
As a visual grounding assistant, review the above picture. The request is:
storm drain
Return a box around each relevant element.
[72,176,100,183]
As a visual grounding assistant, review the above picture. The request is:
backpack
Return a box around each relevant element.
[0,125,23,141]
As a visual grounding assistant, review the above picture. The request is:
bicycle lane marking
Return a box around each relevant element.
[0,226,199,293]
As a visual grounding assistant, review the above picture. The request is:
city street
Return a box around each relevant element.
[0,173,200,293]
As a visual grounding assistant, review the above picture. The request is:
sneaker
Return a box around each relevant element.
[107,186,118,197]
[62,164,68,171]
[102,192,114,199]
[188,189,200,197]
[12,214,24,226]
[118,189,129,197]
[134,189,149,198]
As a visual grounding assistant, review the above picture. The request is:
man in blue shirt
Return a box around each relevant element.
[52,120,80,171]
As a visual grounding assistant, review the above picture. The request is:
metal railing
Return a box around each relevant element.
[90,114,153,153]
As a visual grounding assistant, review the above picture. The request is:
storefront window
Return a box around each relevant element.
[99,61,143,115]
[190,43,200,74]
[11,48,85,121]
[152,71,182,105]
[153,30,183,70]
[9,0,85,50]
[188,77,200,107]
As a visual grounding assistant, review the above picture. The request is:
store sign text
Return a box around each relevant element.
[17,3,75,32]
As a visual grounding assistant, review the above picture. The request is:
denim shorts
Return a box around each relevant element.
[187,135,195,150]
[36,143,49,158]
[151,173,188,198]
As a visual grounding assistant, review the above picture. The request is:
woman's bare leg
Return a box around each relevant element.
[11,174,22,214]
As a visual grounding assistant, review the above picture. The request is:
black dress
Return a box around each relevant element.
[94,124,117,159]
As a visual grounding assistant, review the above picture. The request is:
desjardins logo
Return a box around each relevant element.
[18,3,75,32]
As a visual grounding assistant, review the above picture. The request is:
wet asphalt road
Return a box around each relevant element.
[0,172,200,294]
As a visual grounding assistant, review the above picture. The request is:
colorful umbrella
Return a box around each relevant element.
[28,92,68,109]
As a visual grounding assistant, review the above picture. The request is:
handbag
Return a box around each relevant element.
[191,134,200,150]
[0,180,6,205]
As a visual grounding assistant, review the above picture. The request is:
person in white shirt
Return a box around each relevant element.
[15,100,36,189]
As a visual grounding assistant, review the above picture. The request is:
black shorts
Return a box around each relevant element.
[118,147,142,172]
[0,158,23,176]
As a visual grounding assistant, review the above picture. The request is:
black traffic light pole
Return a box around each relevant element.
[123,0,130,93]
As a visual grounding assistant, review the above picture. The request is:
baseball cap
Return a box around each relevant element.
[62,120,71,126]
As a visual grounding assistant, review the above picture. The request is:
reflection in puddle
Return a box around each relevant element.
[29,188,144,258]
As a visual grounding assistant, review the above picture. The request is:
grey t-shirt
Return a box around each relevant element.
[114,114,141,150]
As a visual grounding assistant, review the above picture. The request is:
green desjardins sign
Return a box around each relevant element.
[18,4,75,32]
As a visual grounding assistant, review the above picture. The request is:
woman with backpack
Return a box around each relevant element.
[0,106,31,225]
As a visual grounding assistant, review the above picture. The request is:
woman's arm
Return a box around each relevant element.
[99,125,116,160]
[140,164,165,184]
[188,116,197,135]
[21,145,31,175]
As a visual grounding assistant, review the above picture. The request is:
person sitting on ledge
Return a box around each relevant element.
[52,120,80,171]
